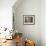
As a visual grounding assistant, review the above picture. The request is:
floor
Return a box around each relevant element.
[0,39,24,46]
[0,34,23,46]
[0,39,16,46]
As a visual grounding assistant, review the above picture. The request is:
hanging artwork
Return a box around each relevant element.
[23,15,35,25]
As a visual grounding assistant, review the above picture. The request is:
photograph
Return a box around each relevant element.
[23,15,35,25]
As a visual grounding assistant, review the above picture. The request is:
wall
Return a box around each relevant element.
[41,0,46,46]
[13,0,41,46]
[0,0,16,30]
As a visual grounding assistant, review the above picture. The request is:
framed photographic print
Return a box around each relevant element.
[23,15,35,25]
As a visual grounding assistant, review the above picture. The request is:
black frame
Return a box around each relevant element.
[23,15,35,25]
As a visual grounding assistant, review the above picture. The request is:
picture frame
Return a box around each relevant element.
[23,15,35,25]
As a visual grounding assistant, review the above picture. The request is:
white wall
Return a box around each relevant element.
[41,0,46,46]
[13,0,41,46]
[0,0,16,29]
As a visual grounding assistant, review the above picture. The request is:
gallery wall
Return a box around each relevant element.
[13,0,41,46]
